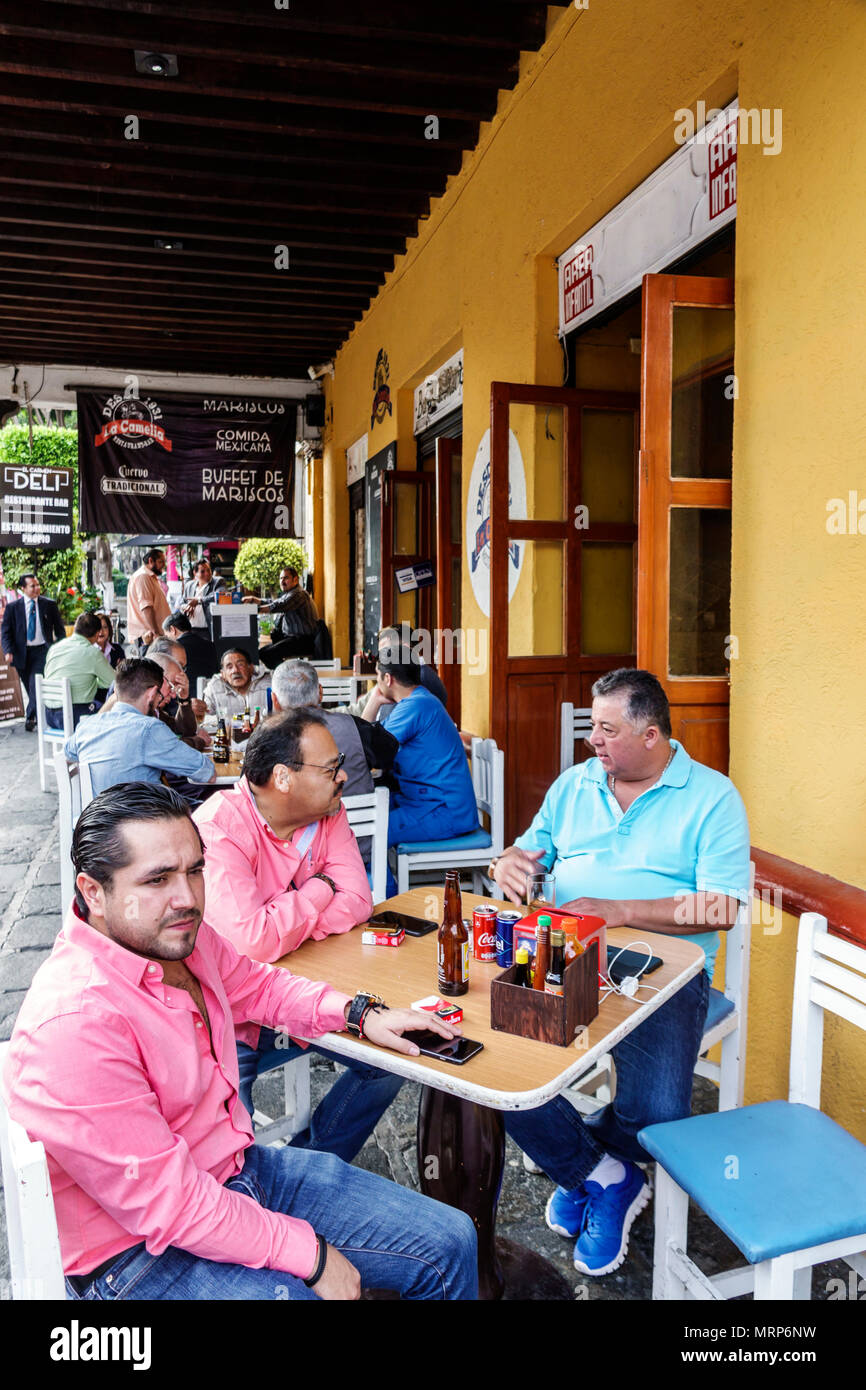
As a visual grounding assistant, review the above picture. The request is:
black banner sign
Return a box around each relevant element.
[77,391,297,537]
[0,465,74,549]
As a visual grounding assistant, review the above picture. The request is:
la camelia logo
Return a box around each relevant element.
[95,394,173,452]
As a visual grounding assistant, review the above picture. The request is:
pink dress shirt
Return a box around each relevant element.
[2,908,351,1279]
[194,779,372,1035]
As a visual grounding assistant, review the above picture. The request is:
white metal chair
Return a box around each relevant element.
[343,786,390,905]
[55,748,97,916]
[319,677,355,707]
[35,674,73,793]
[559,701,594,773]
[394,736,504,894]
[0,1042,67,1299]
[310,658,341,671]
[642,912,866,1300]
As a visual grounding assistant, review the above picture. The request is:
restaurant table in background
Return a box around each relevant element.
[279,886,706,1299]
[211,759,242,787]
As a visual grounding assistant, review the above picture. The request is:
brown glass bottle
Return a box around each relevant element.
[215,717,229,761]
[437,870,469,996]
[242,701,252,735]
[532,914,551,990]
[544,929,566,996]
[513,945,532,988]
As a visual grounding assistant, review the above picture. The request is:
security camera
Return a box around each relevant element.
[307,361,335,381]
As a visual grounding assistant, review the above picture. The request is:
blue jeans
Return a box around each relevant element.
[236,1028,403,1163]
[505,970,710,1186]
[64,1143,477,1300]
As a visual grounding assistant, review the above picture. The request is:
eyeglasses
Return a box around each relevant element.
[290,751,346,782]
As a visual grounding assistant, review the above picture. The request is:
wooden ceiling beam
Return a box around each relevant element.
[0,246,385,290]
[0,271,372,311]
[0,36,499,121]
[38,0,548,52]
[0,2,518,85]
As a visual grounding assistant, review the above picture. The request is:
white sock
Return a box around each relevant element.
[586,1154,626,1188]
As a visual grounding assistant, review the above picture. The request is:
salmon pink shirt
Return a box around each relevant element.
[194,778,372,1020]
[3,908,351,1279]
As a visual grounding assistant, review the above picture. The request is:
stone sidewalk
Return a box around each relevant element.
[0,719,850,1299]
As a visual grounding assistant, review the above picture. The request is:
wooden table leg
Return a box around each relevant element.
[417,1086,574,1301]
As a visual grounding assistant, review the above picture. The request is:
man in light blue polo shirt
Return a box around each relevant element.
[65,657,215,798]
[490,669,749,1280]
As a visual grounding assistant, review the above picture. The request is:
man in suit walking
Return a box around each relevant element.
[1,572,66,730]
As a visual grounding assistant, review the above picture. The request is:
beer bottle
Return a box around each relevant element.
[513,945,532,988]
[437,870,469,996]
[544,929,566,996]
[532,914,551,990]
[242,701,252,736]
[215,717,228,761]
[252,705,261,730]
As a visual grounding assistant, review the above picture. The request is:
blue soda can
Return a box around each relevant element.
[495,910,521,968]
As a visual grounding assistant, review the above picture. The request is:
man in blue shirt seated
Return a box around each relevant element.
[65,658,216,797]
[488,668,750,1281]
[361,648,477,849]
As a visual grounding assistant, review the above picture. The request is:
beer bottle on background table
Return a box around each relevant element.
[242,701,252,736]
[437,870,469,996]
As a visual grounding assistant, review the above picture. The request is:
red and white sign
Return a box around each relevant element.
[561,245,594,323]
[709,114,738,220]
[558,100,738,337]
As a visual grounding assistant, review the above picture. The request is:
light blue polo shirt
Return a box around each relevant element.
[514,741,750,977]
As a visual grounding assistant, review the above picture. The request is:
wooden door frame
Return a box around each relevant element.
[488,382,638,752]
[435,436,462,723]
[638,273,734,705]
[380,468,433,631]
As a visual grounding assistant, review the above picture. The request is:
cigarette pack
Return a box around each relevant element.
[411,995,464,1025]
[361,927,405,947]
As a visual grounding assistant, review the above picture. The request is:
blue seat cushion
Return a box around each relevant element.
[639,1101,866,1263]
[703,987,736,1034]
[396,827,492,855]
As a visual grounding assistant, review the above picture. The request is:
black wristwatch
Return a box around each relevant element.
[345,991,388,1038]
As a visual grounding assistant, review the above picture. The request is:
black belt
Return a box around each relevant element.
[67,1242,145,1294]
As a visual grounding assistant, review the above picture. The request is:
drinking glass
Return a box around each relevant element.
[526,873,556,912]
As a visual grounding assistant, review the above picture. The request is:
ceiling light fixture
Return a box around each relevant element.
[134,50,179,78]
[154,238,183,251]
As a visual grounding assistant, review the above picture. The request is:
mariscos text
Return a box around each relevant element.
[201,468,286,503]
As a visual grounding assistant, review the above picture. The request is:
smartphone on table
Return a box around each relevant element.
[403,1030,484,1065]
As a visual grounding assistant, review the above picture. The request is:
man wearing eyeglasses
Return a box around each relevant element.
[193,709,403,1161]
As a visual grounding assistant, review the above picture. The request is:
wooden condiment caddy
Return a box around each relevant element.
[490,941,599,1047]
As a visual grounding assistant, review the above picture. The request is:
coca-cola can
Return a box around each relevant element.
[473,906,498,962]
[495,910,521,968]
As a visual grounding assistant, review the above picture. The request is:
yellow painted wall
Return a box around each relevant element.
[323,0,866,1132]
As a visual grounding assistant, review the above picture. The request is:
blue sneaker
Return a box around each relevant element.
[573,1162,650,1275]
[545,1184,590,1238]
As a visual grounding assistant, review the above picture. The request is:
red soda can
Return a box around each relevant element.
[473,906,498,962]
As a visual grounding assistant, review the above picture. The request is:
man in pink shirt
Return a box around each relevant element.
[195,708,403,1160]
[3,783,476,1301]
[126,548,171,651]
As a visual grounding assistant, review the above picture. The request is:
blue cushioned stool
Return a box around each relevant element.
[638,913,866,1300]
[394,737,503,894]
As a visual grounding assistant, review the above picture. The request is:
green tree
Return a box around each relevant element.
[0,424,87,621]
[234,538,309,596]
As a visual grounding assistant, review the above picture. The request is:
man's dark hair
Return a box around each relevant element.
[280,565,299,580]
[115,657,163,702]
[164,610,191,633]
[19,572,37,588]
[74,611,102,639]
[221,646,251,667]
[243,708,327,786]
[193,558,211,574]
[72,782,198,919]
[143,548,164,566]
[591,668,672,738]
[376,647,421,689]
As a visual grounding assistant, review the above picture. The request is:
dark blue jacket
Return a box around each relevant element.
[1,595,65,671]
